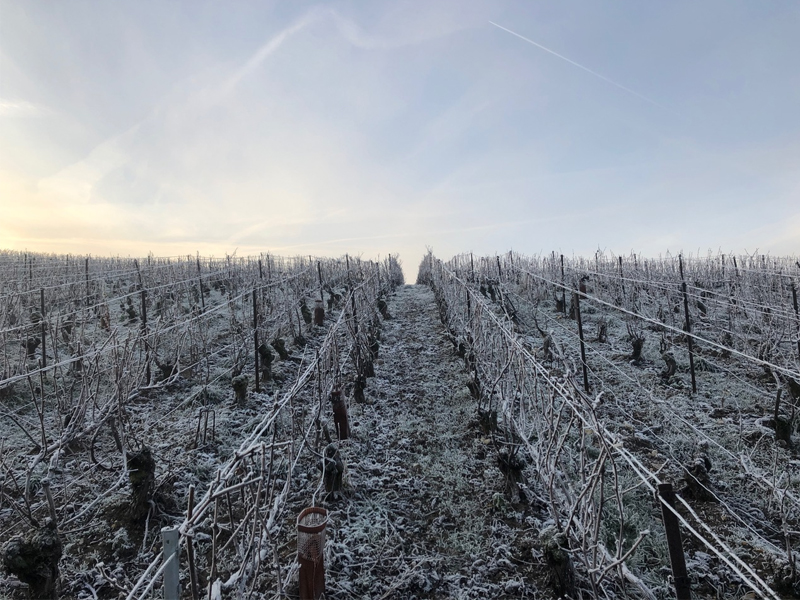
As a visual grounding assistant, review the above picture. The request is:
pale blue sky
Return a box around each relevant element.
[1,1,798,275]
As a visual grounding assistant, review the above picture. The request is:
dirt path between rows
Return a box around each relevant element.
[322,285,553,599]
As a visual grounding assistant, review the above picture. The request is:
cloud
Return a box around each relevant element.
[5,2,488,240]
[2,1,798,280]
[31,6,325,201]
[330,5,481,50]
[0,99,52,118]
[37,123,141,205]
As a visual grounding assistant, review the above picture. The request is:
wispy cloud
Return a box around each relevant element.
[2,2,798,273]
[35,8,326,213]
[330,7,479,50]
[0,99,51,117]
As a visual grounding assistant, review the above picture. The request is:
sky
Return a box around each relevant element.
[1,1,799,280]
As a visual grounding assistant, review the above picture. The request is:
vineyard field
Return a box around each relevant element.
[1,248,800,599]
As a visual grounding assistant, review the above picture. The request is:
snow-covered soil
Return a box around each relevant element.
[311,285,556,599]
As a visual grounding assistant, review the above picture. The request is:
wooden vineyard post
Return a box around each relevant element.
[196,256,205,313]
[314,299,325,326]
[141,289,150,385]
[134,258,144,289]
[253,289,260,393]
[560,255,566,316]
[470,252,475,283]
[85,256,90,308]
[658,483,692,599]
[330,389,350,440]
[496,255,503,282]
[792,282,800,365]
[258,258,263,280]
[573,292,589,393]
[345,256,364,400]
[619,256,626,297]
[317,261,324,306]
[40,288,46,369]
[161,526,180,600]
[346,255,358,335]
[679,255,697,394]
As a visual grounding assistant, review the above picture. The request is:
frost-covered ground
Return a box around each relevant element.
[2,281,564,599]
[301,285,557,599]
[10,252,794,598]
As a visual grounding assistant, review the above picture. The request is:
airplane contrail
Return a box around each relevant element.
[223,9,324,95]
[489,21,675,114]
